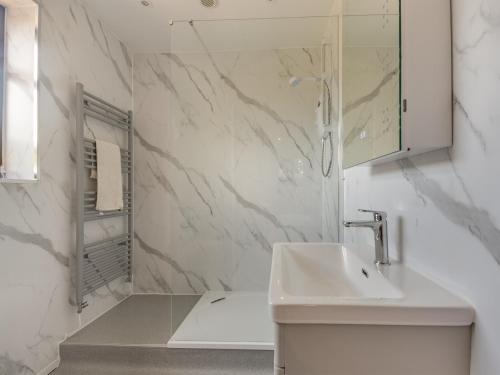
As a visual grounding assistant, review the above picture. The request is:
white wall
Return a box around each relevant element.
[343,0,500,373]
[0,0,133,373]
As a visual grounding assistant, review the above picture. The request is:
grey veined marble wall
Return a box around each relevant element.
[0,0,133,373]
[343,0,500,374]
[133,46,339,293]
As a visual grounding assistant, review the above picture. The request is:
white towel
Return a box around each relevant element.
[95,139,123,211]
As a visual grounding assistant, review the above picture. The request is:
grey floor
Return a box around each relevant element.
[53,294,274,375]
[65,295,200,346]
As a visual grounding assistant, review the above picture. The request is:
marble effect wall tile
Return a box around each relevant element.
[134,44,339,294]
[343,0,500,373]
[0,0,133,373]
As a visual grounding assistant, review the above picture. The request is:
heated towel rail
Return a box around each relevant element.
[75,83,134,313]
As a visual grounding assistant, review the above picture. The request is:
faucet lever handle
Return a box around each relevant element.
[358,209,387,220]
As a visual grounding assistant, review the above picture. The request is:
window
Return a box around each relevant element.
[0,1,39,181]
[0,5,5,173]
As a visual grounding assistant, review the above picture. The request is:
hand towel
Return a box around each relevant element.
[95,139,123,211]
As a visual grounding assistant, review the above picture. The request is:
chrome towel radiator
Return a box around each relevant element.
[75,83,134,313]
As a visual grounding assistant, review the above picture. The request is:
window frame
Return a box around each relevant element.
[0,5,6,169]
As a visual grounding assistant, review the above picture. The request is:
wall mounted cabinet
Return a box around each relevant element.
[342,0,452,168]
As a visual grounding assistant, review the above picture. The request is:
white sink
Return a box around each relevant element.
[281,244,403,299]
[269,243,474,326]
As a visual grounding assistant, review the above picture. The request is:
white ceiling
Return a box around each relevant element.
[81,0,340,53]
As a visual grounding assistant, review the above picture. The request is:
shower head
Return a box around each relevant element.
[289,76,322,87]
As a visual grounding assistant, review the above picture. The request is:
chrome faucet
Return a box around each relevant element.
[344,209,390,265]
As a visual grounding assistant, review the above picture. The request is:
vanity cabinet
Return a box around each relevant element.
[274,323,471,375]
[342,0,452,168]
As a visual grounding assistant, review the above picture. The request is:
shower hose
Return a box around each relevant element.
[322,131,334,178]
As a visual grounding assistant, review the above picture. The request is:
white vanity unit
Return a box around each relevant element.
[269,243,474,375]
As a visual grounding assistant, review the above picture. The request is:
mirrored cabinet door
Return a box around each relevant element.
[342,0,452,169]
[342,5,401,168]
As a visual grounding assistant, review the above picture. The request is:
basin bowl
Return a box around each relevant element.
[269,243,474,326]
[281,243,403,299]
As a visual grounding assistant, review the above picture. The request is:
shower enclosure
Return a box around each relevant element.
[132,15,341,295]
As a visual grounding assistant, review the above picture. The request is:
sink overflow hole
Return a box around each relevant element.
[362,268,369,278]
